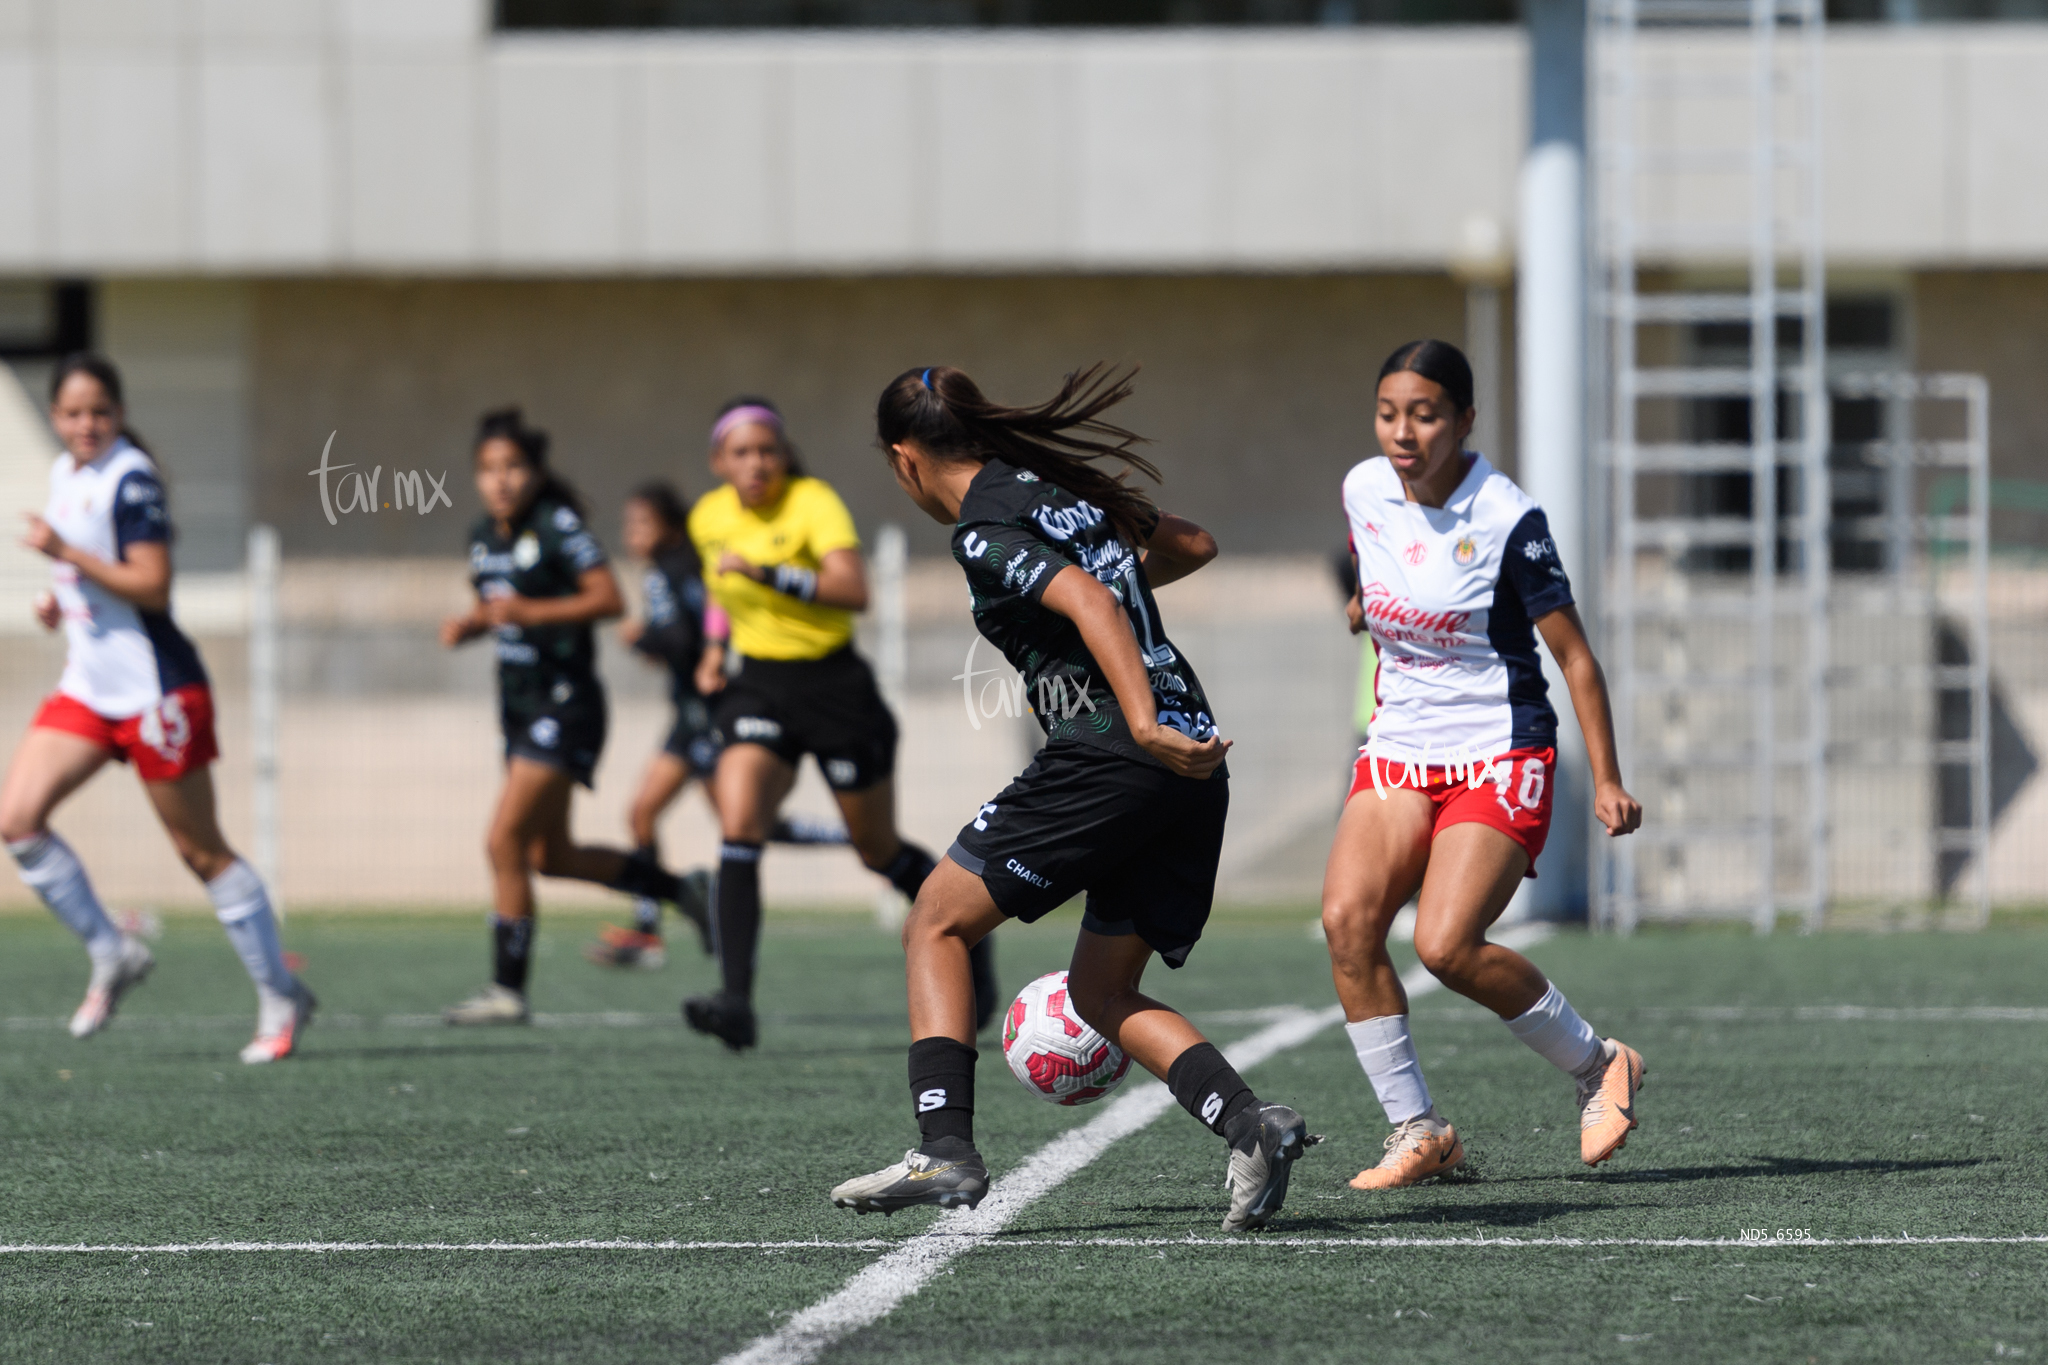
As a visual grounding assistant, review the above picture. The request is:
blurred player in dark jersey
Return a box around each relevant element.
[439,409,708,1024]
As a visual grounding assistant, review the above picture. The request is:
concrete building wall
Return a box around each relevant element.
[6,6,2048,273]
[242,271,1488,559]
[1914,271,2048,488]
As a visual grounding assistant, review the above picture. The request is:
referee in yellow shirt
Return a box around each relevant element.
[684,396,996,1050]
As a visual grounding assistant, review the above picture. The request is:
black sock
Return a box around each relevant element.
[880,842,937,901]
[969,934,999,1033]
[631,847,662,934]
[714,841,763,1002]
[908,1036,978,1152]
[610,847,683,904]
[1167,1042,1258,1138]
[492,915,533,993]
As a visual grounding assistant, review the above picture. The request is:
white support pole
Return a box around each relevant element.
[247,523,282,917]
[1516,0,1590,921]
[871,523,908,930]
[873,523,907,709]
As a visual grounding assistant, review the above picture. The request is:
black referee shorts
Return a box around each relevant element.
[948,741,1230,969]
[711,647,898,792]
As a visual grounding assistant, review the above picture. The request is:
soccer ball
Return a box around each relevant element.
[1000,970,1132,1106]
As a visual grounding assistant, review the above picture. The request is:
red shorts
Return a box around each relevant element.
[1347,744,1556,877]
[33,685,219,782]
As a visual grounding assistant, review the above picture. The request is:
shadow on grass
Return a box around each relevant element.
[1489,1155,1993,1184]
[1022,1199,1645,1237]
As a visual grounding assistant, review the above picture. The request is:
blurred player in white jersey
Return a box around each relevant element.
[0,353,313,1062]
[1321,340,1646,1187]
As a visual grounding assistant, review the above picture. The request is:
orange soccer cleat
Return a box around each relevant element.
[1348,1117,1465,1190]
[584,925,667,970]
[1578,1038,1646,1166]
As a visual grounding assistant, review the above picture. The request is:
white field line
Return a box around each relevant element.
[1,1006,1389,1032]
[7,1234,2045,1256]
[716,924,1553,1365]
[8,999,2045,1034]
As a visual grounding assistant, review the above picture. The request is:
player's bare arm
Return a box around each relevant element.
[481,564,625,629]
[1039,564,1230,779]
[1138,512,1217,587]
[1533,603,1642,838]
[21,513,171,613]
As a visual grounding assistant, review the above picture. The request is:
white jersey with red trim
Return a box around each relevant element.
[44,438,207,719]
[1341,453,1573,765]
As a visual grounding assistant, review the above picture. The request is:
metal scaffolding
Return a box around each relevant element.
[1590,2,1996,930]
[1590,0,1831,931]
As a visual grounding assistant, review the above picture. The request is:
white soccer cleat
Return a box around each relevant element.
[69,936,155,1040]
[443,983,531,1026]
[240,979,317,1065]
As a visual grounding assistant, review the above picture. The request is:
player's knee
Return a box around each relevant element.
[853,835,898,873]
[484,826,524,868]
[0,806,44,845]
[1414,931,1479,988]
[1321,893,1392,957]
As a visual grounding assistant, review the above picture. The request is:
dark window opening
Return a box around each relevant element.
[495,0,1522,28]
[0,281,92,360]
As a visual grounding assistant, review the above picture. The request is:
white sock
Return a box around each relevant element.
[208,859,295,1002]
[10,833,124,966]
[1345,1014,1435,1126]
[1505,983,1607,1080]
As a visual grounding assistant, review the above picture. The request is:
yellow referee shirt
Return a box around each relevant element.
[689,477,861,661]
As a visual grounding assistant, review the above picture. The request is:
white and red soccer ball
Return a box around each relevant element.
[1000,970,1132,1106]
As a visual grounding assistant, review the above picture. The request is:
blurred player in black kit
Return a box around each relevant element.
[439,409,709,1024]
[829,365,1316,1232]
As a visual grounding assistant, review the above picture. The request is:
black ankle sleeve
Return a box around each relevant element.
[908,1036,978,1151]
[1166,1042,1257,1137]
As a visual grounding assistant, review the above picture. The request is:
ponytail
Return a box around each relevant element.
[875,363,1161,547]
[49,351,157,462]
[473,405,587,519]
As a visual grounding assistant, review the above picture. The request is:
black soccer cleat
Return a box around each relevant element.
[672,869,715,956]
[829,1146,989,1215]
[1222,1104,1317,1232]
[683,991,757,1052]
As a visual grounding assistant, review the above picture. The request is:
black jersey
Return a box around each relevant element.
[951,458,1217,767]
[632,540,710,698]
[468,497,609,714]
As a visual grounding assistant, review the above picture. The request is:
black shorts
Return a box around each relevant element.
[663,693,722,774]
[711,647,897,792]
[503,682,607,788]
[947,741,1230,969]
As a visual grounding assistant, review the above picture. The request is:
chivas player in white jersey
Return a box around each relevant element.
[1321,340,1646,1188]
[0,354,313,1062]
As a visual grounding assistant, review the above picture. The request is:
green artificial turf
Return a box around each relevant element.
[1,908,2044,1363]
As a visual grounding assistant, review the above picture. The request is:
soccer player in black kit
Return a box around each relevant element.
[439,409,709,1024]
[828,365,1315,1232]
